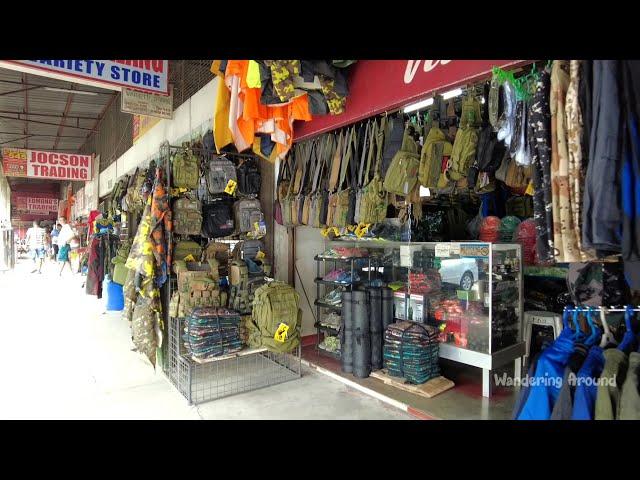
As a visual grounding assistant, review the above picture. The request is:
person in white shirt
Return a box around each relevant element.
[57,217,75,276]
[25,220,48,274]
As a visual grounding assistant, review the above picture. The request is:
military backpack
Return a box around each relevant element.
[172,146,200,190]
[251,281,301,353]
[173,197,203,236]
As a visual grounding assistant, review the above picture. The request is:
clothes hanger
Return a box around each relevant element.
[599,308,618,348]
[617,305,636,353]
[585,306,601,347]
[572,307,587,343]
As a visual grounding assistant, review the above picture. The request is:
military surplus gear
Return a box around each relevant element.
[506,195,534,218]
[125,167,148,214]
[360,118,389,224]
[489,74,503,132]
[111,175,130,216]
[229,259,270,313]
[202,197,234,238]
[234,198,263,233]
[497,151,532,192]
[173,261,221,318]
[419,125,453,189]
[237,157,261,195]
[172,147,200,190]
[173,197,203,236]
[447,94,481,182]
[233,239,264,261]
[380,116,405,178]
[206,156,237,194]
[111,239,132,285]
[383,124,420,196]
[251,281,301,353]
[174,240,203,263]
[330,127,357,227]
[275,155,292,226]
[353,122,371,224]
[204,241,230,278]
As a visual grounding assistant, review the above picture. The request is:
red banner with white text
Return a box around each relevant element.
[2,147,93,181]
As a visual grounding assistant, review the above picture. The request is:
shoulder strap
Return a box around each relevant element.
[373,117,386,175]
[311,136,325,194]
[362,120,378,184]
[357,122,371,187]
[328,131,343,192]
[338,127,354,191]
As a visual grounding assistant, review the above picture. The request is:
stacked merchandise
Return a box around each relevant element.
[479,216,501,242]
[499,216,521,242]
[183,307,243,360]
[384,321,440,384]
[407,269,441,294]
[171,260,221,318]
[513,219,537,265]
[211,60,357,160]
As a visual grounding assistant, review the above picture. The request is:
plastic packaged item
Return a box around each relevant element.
[479,216,501,242]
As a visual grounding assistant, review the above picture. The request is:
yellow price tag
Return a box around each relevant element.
[320,227,331,238]
[274,323,290,342]
[256,250,266,261]
[332,227,340,237]
[525,181,534,196]
[224,179,238,195]
[346,224,356,232]
[184,254,196,262]
[355,223,370,238]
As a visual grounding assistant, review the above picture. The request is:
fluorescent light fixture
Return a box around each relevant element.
[403,87,465,113]
[442,87,463,100]
[403,98,434,113]
[44,87,98,96]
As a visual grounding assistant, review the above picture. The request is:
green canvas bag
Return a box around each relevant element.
[360,117,389,225]
[447,94,481,181]
[419,125,453,189]
[383,122,420,196]
[172,145,200,190]
[251,281,301,353]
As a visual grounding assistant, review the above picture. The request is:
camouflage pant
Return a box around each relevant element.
[529,69,555,264]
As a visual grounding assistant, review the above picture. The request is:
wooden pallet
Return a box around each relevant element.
[370,370,454,399]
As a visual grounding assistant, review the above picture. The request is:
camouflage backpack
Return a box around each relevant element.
[383,123,420,196]
[126,167,148,214]
[172,145,200,190]
[173,197,203,236]
[251,281,301,353]
[173,240,203,263]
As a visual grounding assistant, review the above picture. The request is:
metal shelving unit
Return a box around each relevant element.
[160,140,302,404]
[314,254,373,359]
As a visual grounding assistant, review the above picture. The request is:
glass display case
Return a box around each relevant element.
[329,240,524,397]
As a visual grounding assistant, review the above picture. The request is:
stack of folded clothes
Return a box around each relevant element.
[383,321,440,384]
[408,269,441,294]
[183,307,243,360]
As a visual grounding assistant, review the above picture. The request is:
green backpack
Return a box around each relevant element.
[174,240,203,263]
[251,281,301,353]
[383,124,420,196]
[447,94,481,181]
[418,125,453,189]
[172,145,200,190]
[360,118,389,224]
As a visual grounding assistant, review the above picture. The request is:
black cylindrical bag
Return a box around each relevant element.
[368,287,383,370]
[352,290,371,378]
[381,287,394,337]
[341,292,354,374]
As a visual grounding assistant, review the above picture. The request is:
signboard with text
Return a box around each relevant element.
[0,60,169,95]
[122,85,173,119]
[11,192,59,221]
[132,115,162,143]
[294,60,527,141]
[2,147,92,181]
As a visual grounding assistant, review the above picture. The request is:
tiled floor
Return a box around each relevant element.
[302,344,519,420]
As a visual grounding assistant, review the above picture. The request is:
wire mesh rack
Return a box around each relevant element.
[166,316,302,405]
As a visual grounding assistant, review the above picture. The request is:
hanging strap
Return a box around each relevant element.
[357,121,371,188]
[310,136,325,194]
[338,127,355,191]
[363,120,379,184]
[328,131,343,192]
[373,116,386,176]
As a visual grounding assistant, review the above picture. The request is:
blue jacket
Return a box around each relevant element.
[517,328,575,420]
[571,346,605,420]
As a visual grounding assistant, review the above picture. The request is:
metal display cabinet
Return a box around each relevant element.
[329,240,524,397]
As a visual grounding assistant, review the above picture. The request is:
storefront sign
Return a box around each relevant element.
[435,243,451,258]
[132,115,162,143]
[460,243,490,258]
[0,60,169,95]
[11,192,59,221]
[2,147,92,181]
[121,85,173,119]
[294,60,527,141]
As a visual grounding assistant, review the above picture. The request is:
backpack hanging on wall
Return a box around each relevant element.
[383,122,420,196]
[202,197,235,238]
[331,127,357,227]
[172,145,200,190]
[206,155,237,194]
[173,197,203,236]
[234,198,263,234]
[237,157,261,195]
[447,92,481,182]
[419,123,453,189]
[360,117,389,225]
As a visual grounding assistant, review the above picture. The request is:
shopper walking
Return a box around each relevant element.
[50,223,61,262]
[57,217,75,276]
[25,220,47,274]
